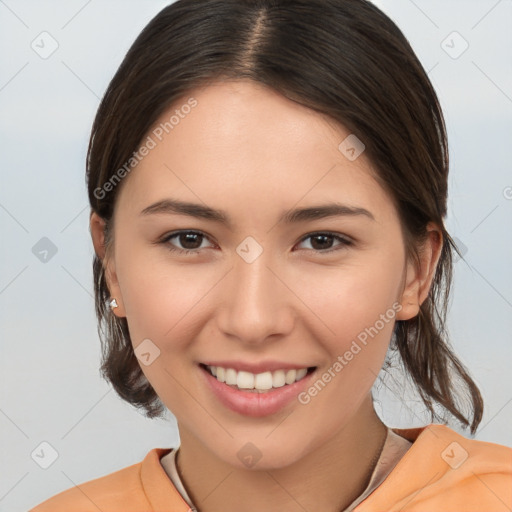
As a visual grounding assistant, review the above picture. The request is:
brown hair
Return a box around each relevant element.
[87,0,483,433]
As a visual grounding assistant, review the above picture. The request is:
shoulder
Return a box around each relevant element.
[396,423,512,471]
[29,449,165,512]
[358,424,512,512]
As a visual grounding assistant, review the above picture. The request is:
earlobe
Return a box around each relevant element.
[90,211,126,318]
[395,223,443,321]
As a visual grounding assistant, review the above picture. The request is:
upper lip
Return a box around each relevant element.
[201,360,316,374]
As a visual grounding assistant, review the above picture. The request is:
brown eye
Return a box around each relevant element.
[176,232,204,250]
[160,231,214,254]
[296,232,353,253]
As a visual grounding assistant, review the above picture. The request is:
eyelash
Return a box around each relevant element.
[157,230,353,255]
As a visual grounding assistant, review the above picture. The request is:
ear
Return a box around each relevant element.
[90,211,126,318]
[395,222,443,321]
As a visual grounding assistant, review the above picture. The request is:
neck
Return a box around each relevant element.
[171,396,387,512]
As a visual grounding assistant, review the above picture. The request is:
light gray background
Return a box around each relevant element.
[0,1,511,511]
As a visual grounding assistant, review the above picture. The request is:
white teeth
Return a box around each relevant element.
[285,369,296,385]
[272,370,286,388]
[205,365,311,391]
[225,368,237,385]
[237,371,254,389]
[296,368,308,381]
[254,371,273,390]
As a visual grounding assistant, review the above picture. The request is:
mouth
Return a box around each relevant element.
[199,363,317,393]
[198,361,318,417]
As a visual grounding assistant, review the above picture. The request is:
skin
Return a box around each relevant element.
[90,80,442,512]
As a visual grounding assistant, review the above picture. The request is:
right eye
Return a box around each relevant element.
[158,230,215,255]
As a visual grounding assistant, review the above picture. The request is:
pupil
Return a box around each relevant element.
[312,235,331,250]
[181,233,201,249]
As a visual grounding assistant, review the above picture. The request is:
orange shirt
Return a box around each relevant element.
[30,424,512,511]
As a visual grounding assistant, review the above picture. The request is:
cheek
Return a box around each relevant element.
[115,242,212,346]
[296,266,399,417]
[293,253,403,340]
[114,248,210,412]
[289,249,403,399]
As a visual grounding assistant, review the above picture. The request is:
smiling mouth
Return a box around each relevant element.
[199,363,316,393]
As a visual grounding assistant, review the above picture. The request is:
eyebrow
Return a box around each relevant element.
[139,198,375,227]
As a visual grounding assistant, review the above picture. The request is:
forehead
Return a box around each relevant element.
[115,80,396,228]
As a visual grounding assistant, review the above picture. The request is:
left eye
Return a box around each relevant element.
[158,231,352,255]
[296,232,353,253]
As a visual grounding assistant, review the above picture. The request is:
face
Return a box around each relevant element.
[92,80,434,469]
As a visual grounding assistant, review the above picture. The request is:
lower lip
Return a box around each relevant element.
[199,364,317,417]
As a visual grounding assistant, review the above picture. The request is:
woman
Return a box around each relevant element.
[31,0,512,510]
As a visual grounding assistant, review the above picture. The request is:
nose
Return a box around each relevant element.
[215,247,295,345]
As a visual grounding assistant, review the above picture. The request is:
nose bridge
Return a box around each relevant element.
[218,240,293,342]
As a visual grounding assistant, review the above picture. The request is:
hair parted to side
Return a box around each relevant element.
[87,0,483,432]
